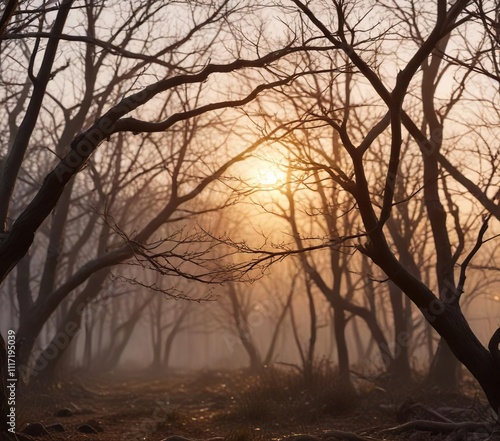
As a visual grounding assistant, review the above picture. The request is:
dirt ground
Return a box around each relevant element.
[12,369,496,441]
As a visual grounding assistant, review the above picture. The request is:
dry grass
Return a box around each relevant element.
[12,368,489,441]
[227,364,359,426]
[223,426,256,441]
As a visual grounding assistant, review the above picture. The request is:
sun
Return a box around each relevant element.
[235,153,287,191]
[259,168,282,186]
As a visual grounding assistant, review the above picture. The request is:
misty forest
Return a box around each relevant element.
[1,0,500,440]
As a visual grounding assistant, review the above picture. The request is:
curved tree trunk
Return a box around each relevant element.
[340,298,394,370]
[32,270,108,382]
[227,283,262,372]
[0,0,74,230]
[418,11,463,390]
[162,326,180,370]
[355,177,500,413]
[263,283,295,366]
[98,295,155,372]
[162,306,189,369]
[386,216,420,381]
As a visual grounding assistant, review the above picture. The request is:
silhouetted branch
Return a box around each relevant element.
[457,214,491,300]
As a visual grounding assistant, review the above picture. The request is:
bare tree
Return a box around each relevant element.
[0,3,327,435]
[147,283,193,371]
[217,0,500,416]
[3,1,500,437]
[211,272,296,372]
[284,0,500,414]
[0,0,326,393]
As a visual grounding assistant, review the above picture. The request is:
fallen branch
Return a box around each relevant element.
[407,403,455,423]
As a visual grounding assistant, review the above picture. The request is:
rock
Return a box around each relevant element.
[77,424,99,434]
[54,408,73,417]
[46,423,66,433]
[84,419,103,432]
[21,422,49,437]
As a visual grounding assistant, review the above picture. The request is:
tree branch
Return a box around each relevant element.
[457,214,491,300]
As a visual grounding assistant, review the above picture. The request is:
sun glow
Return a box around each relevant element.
[234,149,287,193]
[258,168,283,187]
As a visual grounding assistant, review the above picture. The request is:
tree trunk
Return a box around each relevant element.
[163,337,173,370]
[341,299,394,371]
[304,278,317,385]
[0,0,19,37]
[425,320,435,363]
[162,307,189,369]
[32,270,108,382]
[37,180,75,301]
[365,233,500,413]
[388,281,412,381]
[98,295,155,372]
[150,328,162,370]
[333,307,350,381]
[103,319,139,371]
[162,327,180,370]
[419,22,462,390]
[0,0,74,231]
[83,319,93,369]
[227,283,262,372]
[149,295,162,370]
[263,286,294,366]
[351,145,500,413]
[351,317,365,365]
[428,338,460,390]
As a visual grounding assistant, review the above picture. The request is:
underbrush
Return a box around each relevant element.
[227,363,359,425]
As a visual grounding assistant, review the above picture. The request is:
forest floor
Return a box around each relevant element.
[12,368,497,441]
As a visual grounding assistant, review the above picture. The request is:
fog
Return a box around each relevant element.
[2,1,500,439]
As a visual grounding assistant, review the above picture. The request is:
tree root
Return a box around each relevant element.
[407,403,455,423]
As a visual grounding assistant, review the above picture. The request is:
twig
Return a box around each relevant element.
[457,214,492,300]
